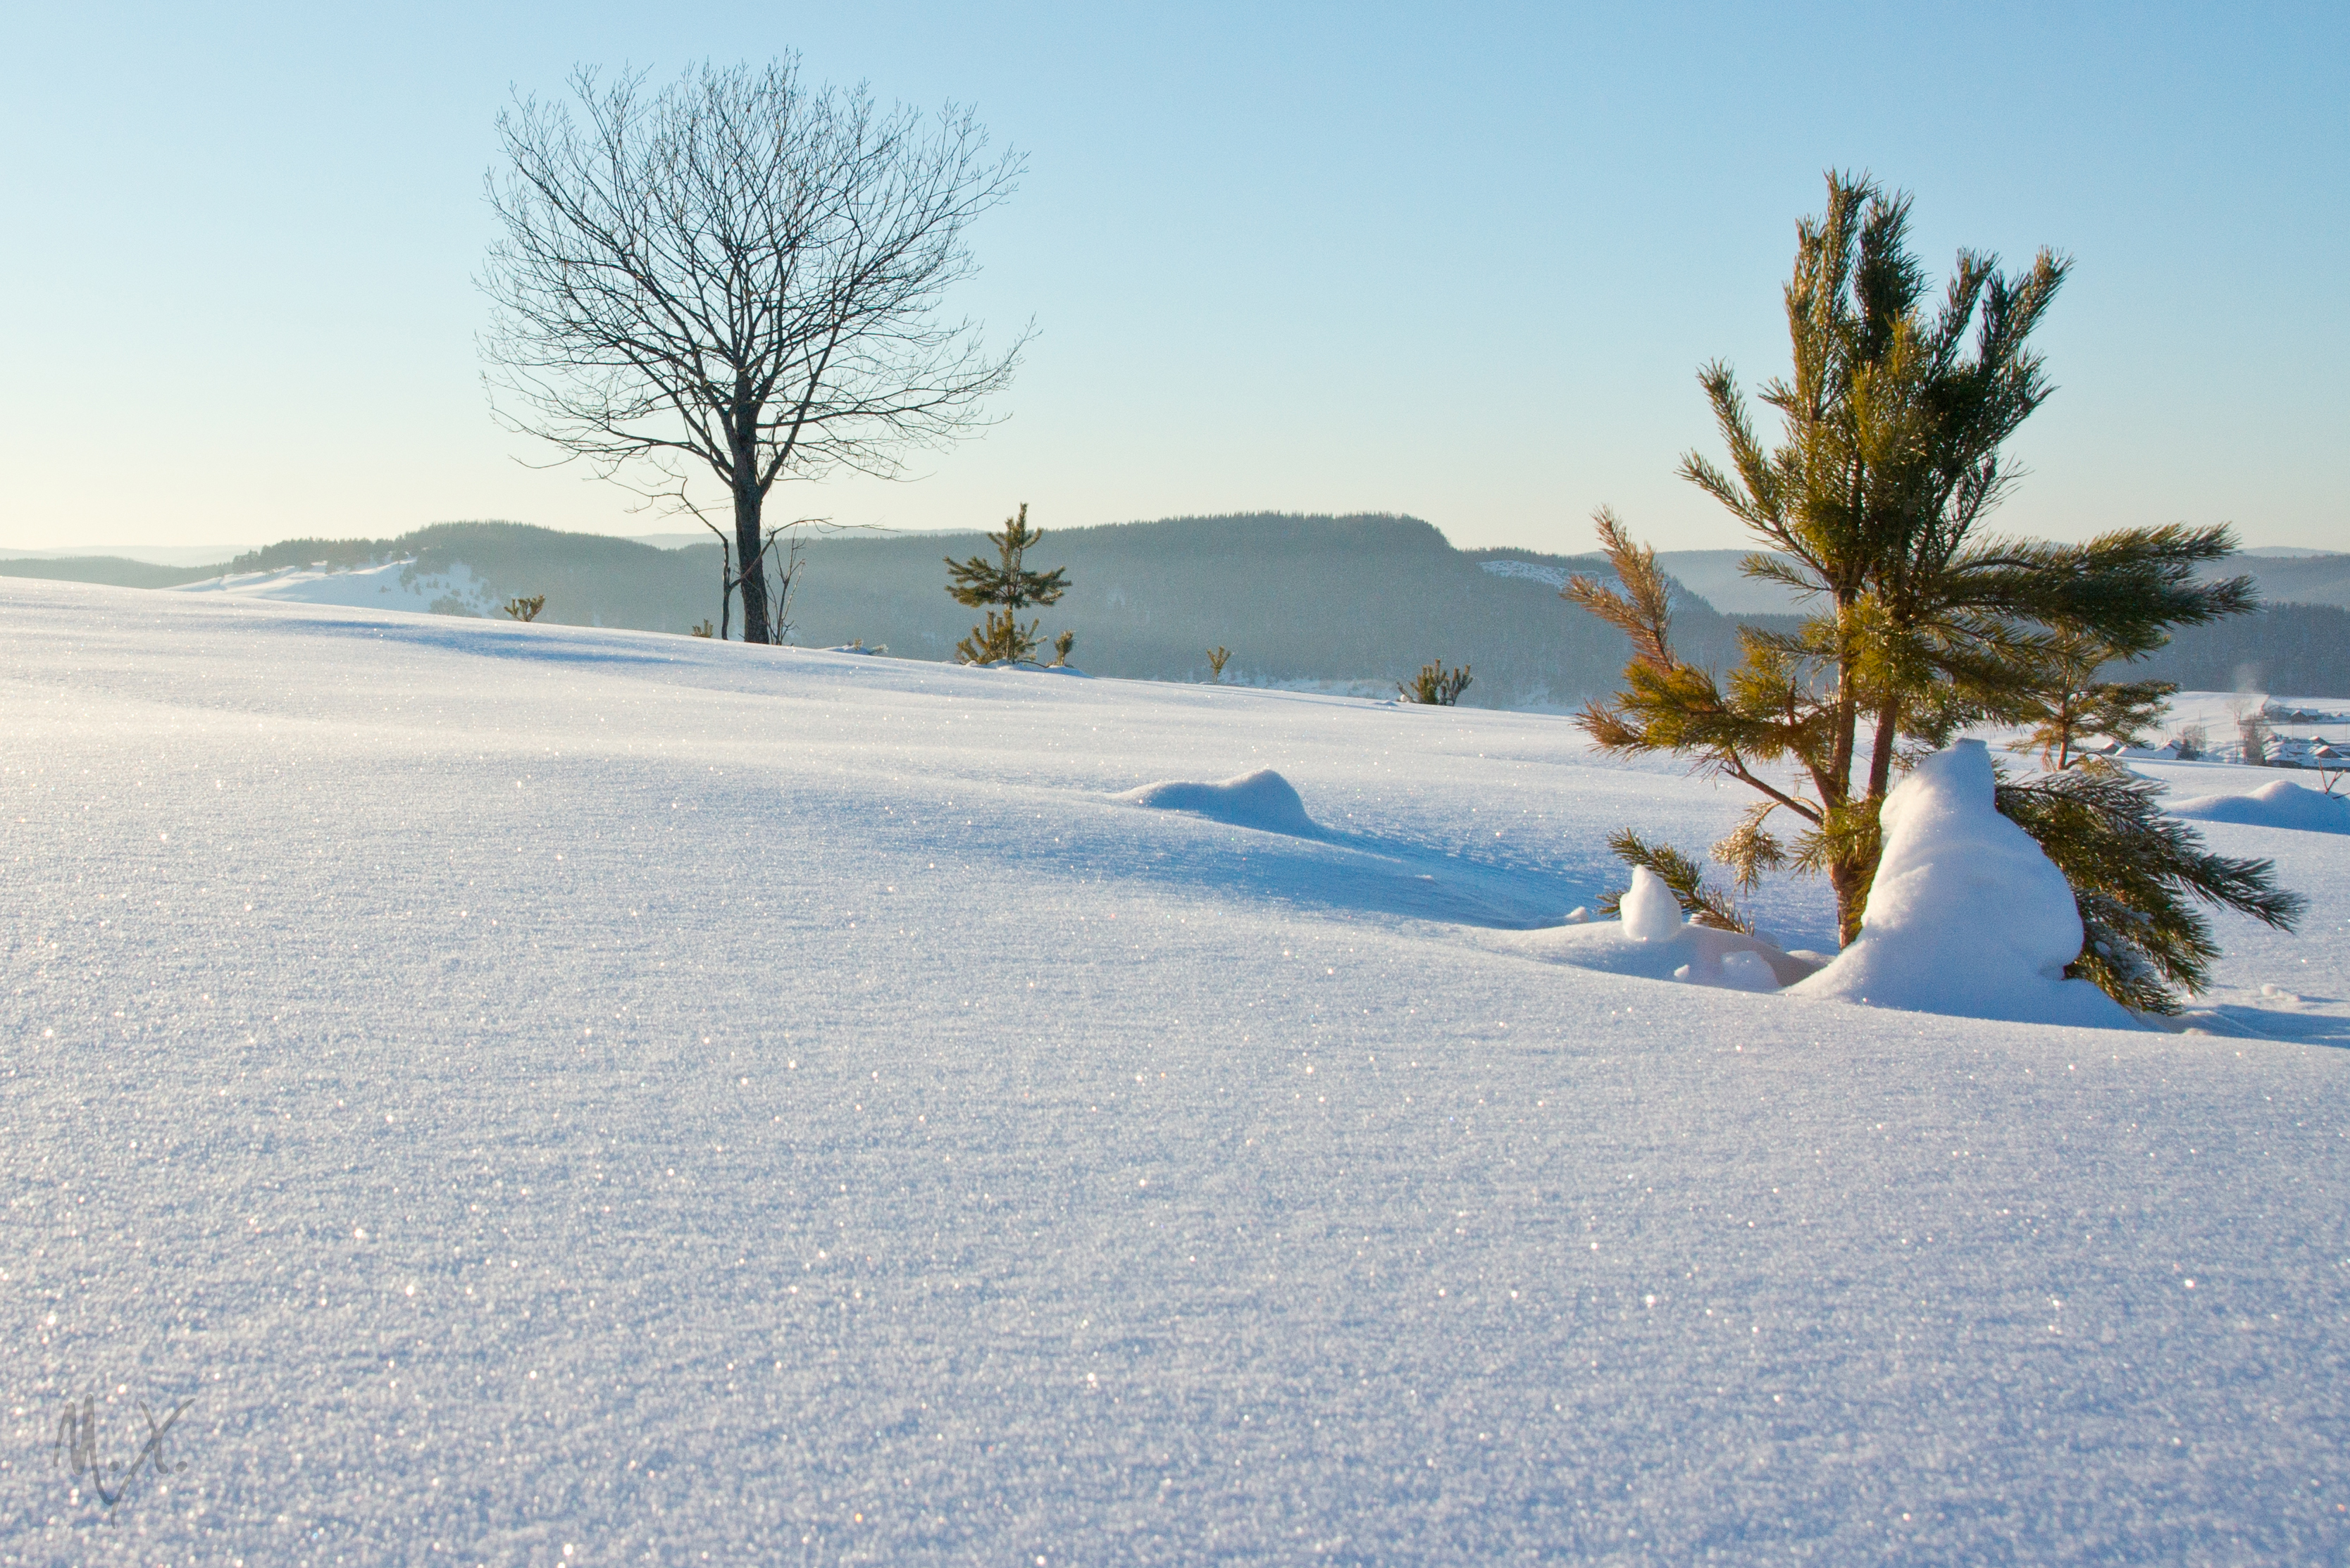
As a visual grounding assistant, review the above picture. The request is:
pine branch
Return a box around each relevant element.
[1597,830,1751,932]
[1996,760,2305,1012]
[1562,507,1677,671]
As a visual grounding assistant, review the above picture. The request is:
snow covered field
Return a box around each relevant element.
[168,558,499,618]
[6,576,2350,1564]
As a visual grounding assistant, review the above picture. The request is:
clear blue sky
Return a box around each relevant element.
[3,1,2342,554]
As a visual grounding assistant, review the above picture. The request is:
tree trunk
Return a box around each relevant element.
[1866,692,1901,802]
[1830,856,1870,947]
[716,537,732,640]
[734,484,770,644]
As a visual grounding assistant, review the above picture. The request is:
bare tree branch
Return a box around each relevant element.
[480,58,1030,642]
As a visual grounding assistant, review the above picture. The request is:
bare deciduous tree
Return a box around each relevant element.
[481,58,1026,643]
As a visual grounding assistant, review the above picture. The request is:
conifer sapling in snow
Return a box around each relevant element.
[1400,661,1472,705]
[1565,171,2299,1012]
[945,504,1068,664]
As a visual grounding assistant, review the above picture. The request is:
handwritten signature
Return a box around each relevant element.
[54,1393,196,1510]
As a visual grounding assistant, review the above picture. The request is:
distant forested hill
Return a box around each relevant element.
[0,514,1777,709]
[2208,552,2350,611]
[2125,602,2350,696]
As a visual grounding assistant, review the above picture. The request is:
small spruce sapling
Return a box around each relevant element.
[504,595,546,622]
[1052,630,1076,666]
[1400,661,1472,705]
[946,504,1068,664]
[957,611,1036,665]
[1563,173,2294,1008]
[1206,646,1232,683]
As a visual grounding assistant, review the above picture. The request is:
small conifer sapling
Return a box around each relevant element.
[945,504,1069,664]
[1400,661,1472,705]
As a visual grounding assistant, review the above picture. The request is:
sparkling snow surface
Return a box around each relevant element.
[7,578,2350,1564]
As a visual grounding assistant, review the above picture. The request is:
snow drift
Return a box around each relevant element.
[1789,741,2139,1028]
[1117,768,1322,837]
[1533,916,1824,991]
[1528,869,1826,991]
[2168,777,2350,834]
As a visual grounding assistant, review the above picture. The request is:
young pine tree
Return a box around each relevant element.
[1567,173,2298,1010]
[1399,661,1472,705]
[2019,629,2175,769]
[945,504,1069,664]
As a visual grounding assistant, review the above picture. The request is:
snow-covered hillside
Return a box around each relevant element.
[6,577,2350,1564]
[168,557,498,616]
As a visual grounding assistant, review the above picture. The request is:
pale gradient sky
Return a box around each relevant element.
[2,2,2342,556]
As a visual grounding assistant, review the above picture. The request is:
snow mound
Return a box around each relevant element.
[1620,864,1682,940]
[966,659,1089,676]
[2168,778,2350,834]
[1117,768,1320,836]
[1528,868,1829,992]
[1531,918,1824,991]
[1789,741,2139,1028]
